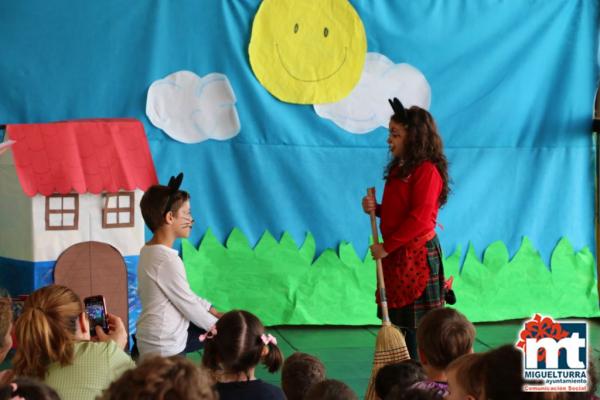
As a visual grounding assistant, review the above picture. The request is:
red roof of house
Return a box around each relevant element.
[7,119,158,196]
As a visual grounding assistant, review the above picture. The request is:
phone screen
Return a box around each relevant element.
[84,297,108,337]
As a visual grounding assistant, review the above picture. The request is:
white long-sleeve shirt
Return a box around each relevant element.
[136,244,217,357]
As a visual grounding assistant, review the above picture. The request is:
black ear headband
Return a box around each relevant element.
[167,173,183,191]
[388,97,409,124]
[163,172,184,216]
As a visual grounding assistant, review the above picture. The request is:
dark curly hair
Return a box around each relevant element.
[98,355,216,400]
[281,352,326,400]
[385,106,450,206]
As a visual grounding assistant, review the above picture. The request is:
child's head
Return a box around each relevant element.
[0,377,60,400]
[479,345,528,400]
[386,99,449,207]
[281,352,326,400]
[0,297,13,363]
[375,360,426,399]
[202,310,283,375]
[13,285,84,379]
[99,355,217,400]
[304,379,358,400]
[445,353,484,400]
[140,182,192,234]
[416,307,475,371]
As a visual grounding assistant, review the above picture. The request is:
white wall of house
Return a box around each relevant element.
[31,189,146,261]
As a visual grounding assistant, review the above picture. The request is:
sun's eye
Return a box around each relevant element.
[323,27,329,37]
[294,23,299,33]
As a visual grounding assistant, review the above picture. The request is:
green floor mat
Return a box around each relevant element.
[276,326,375,349]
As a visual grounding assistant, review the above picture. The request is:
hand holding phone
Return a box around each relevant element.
[94,313,128,350]
[84,295,108,337]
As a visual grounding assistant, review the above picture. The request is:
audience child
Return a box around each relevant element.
[361,98,450,359]
[375,360,426,399]
[479,344,528,400]
[201,310,284,400]
[0,377,60,400]
[445,353,484,400]
[413,307,476,398]
[12,285,134,400]
[99,355,217,400]
[0,298,12,384]
[304,379,359,400]
[136,174,221,358]
[281,352,326,400]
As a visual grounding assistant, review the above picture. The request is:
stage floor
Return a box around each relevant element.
[189,318,600,398]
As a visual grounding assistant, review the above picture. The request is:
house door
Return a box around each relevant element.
[54,241,128,336]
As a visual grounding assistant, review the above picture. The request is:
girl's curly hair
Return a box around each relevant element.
[385,106,450,207]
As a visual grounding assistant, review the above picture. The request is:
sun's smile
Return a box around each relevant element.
[275,43,348,83]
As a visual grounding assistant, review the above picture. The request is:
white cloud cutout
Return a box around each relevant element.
[146,70,240,143]
[314,52,431,134]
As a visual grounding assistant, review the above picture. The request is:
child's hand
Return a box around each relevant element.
[209,306,223,318]
[362,195,376,214]
[370,243,388,259]
[95,313,128,350]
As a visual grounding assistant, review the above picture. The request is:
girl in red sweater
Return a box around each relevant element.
[362,98,450,359]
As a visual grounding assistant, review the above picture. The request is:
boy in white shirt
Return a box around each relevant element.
[135,173,221,357]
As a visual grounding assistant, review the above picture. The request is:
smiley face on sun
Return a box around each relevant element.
[248,0,367,105]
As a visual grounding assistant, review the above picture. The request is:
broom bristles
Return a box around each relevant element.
[364,325,410,400]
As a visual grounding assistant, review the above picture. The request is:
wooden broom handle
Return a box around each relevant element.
[367,187,391,326]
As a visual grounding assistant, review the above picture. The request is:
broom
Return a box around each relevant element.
[364,187,410,400]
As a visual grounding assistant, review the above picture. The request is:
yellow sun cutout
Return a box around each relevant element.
[249,0,367,104]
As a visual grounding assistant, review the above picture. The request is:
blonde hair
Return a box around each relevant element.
[447,353,485,400]
[12,285,83,379]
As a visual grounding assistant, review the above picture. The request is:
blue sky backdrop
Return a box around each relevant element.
[0,0,597,262]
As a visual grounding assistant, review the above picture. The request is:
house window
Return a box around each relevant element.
[103,192,134,228]
[45,194,79,230]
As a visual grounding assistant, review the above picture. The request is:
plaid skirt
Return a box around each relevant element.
[377,235,445,329]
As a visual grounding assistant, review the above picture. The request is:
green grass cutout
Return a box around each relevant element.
[444,237,599,321]
[183,228,379,326]
[183,230,599,325]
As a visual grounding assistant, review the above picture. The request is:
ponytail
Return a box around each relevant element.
[262,341,283,373]
[12,285,82,379]
[201,310,283,376]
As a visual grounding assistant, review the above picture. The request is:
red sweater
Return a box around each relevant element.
[378,161,442,254]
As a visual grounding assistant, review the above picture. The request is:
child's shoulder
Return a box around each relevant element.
[141,244,178,259]
[139,244,181,271]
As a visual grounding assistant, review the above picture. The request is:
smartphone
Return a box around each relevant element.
[83,295,109,337]
[11,296,27,321]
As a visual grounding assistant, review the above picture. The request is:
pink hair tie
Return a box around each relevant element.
[261,333,277,346]
[199,325,217,342]
[10,383,25,400]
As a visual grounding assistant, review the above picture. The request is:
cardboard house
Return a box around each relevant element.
[0,119,158,327]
